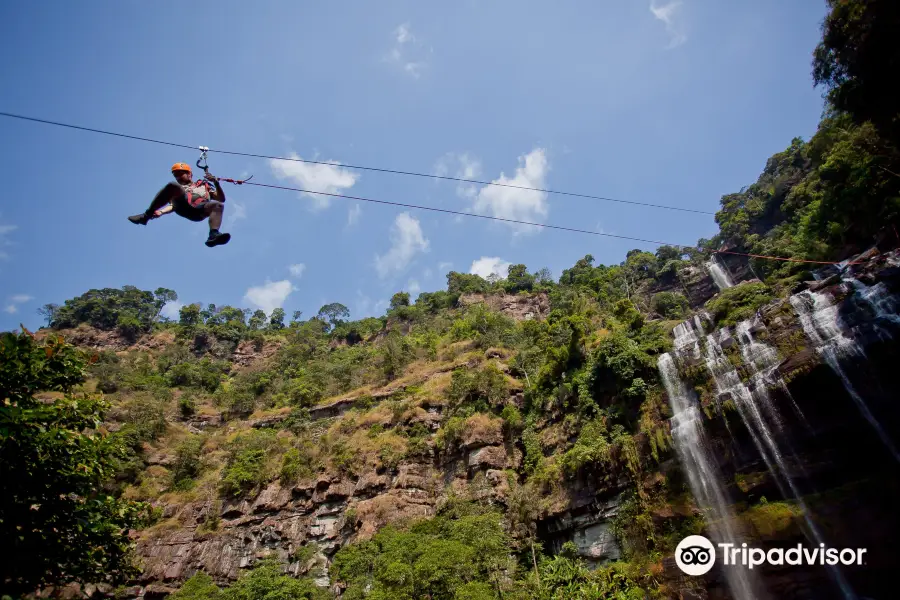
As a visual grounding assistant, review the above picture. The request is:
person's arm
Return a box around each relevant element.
[206,173,226,202]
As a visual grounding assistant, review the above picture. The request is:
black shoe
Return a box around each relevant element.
[205,232,231,247]
[128,213,151,225]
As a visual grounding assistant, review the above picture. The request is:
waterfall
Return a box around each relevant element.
[789,290,900,461]
[657,353,763,600]
[846,277,900,328]
[704,320,857,600]
[707,257,735,291]
[672,312,709,359]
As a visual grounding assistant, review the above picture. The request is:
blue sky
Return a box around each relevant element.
[0,0,828,330]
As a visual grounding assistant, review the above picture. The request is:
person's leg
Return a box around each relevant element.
[205,201,224,231]
[202,201,230,247]
[129,183,181,224]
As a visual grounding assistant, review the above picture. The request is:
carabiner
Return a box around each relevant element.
[197,146,210,173]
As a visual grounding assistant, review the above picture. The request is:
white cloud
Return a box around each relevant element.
[375,212,430,278]
[387,23,428,78]
[470,257,512,280]
[244,280,295,314]
[226,201,247,227]
[160,301,184,320]
[407,279,421,298]
[269,153,359,211]
[434,153,482,198]
[288,263,306,278]
[650,1,687,48]
[438,261,453,272]
[4,293,32,313]
[423,268,433,279]
[347,204,362,227]
[0,219,16,260]
[395,23,415,44]
[470,148,549,234]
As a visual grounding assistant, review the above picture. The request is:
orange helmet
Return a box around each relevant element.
[171,162,192,174]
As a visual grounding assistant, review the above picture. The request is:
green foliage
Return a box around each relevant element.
[390,291,411,309]
[446,364,508,414]
[561,419,611,474]
[220,430,279,497]
[165,356,228,392]
[280,445,314,483]
[503,263,535,293]
[380,331,413,382]
[179,303,203,327]
[171,435,204,489]
[450,304,515,349]
[331,509,511,600]
[169,571,221,600]
[179,393,198,417]
[813,0,900,148]
[650,291,689,319]
[48,285,163,333]
[172,560,328,600]
[584,331,659,413]
[269,308,286,330]
[706,282,775,326]
[434,416,465,452]
[317,302,350,331]
[446,271,491,296]
[248,309,267,331]
[711,116,900,276]
[501,405,524,433]
[0,331,151,595]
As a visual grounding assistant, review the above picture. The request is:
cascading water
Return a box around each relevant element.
[707,257,735,291]
[657,352,763,600]
[789,289,900,462]
[704,319,857,600]
[846,277,900,329]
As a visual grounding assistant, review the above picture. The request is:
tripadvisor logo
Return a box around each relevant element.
[675,536,868,576]
[676,535,716,575]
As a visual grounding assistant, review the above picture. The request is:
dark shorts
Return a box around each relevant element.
[158,182,221,222]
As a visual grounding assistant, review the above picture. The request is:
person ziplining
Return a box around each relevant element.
[127,149,233,247]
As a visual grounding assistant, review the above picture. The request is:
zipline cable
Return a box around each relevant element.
[0,111,866,265]
[235,180,870,265]
[237,179,677,246]
[0,110,714,215]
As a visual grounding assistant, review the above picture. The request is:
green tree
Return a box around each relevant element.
[153,287,178,322]
[179,303,203,327]
[0,331,151,595]
[505,264,535,293]
[813,0,900,147]
[37,303,59,326]
[317,303,350,331]
[248,310,267,331]
[269,308,286,330]
[651,291,689,319]
[170,571,221,600]
[390,291,411,309]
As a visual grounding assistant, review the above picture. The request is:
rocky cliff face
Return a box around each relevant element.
[40,250,900,600]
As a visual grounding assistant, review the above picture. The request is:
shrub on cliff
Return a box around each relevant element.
[706,281,774,326]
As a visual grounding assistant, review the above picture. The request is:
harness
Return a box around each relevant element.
[180,146,253,208]
[183,180,215,207]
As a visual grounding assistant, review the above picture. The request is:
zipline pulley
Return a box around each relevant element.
[195,145,253,185]
[197,146,210,174]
